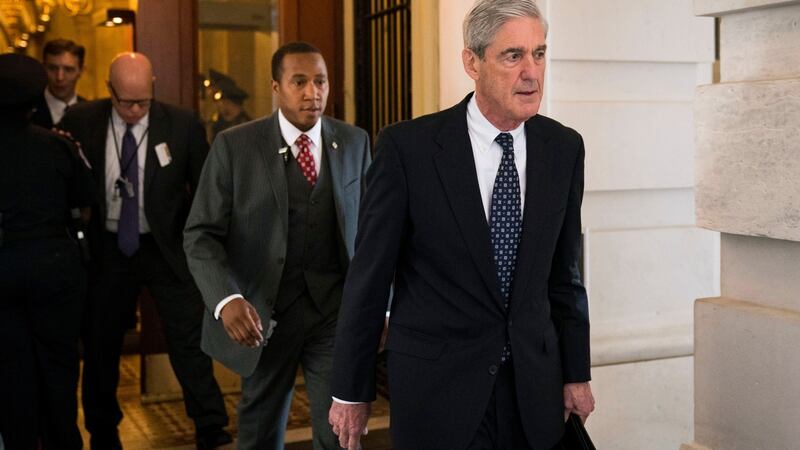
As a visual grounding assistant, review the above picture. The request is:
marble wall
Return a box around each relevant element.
[687,0,800,448]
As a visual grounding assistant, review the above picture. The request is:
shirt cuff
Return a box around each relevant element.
[214,294,243,320]
[332,396,365,405]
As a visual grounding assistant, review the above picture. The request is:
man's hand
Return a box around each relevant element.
[564,382,595,423]
[329,401,371,450]
[219,297,263,347]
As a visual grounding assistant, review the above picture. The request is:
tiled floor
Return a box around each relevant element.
[77,355,393,449]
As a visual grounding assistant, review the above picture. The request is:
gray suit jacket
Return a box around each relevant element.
[184,112,371,376]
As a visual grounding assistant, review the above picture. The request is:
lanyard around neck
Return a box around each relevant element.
[110,118,149,176]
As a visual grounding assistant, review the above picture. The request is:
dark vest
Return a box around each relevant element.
[275,147,348,316]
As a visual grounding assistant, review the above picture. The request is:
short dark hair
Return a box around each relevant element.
[43,39,86,68]
[271,41,322,81]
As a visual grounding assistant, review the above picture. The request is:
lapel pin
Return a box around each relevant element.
[278,146,289,162]
[332,142,338,150]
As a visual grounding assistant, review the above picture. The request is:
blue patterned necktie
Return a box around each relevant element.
[490,132,522,362]
[118,123,139,256]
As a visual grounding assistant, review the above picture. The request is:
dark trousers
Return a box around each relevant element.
[81,232,228,438]
[237,292,340,450]
[0,238,85,450]
[467,361,533,450]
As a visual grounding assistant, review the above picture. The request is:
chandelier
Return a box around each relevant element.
[0,0,92,52]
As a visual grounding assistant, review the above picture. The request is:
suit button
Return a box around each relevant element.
[507,319,512,328]
[311,199,319,205]
[488,365,498,376]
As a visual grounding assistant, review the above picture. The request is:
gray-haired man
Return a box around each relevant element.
[328,0,595,448]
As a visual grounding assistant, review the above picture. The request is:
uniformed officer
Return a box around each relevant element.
[0,53,94,450]
[208,69,252,141]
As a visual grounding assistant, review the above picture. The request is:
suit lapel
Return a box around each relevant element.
[144,101,167,198]
[257,113,289,235]
[509,116,554,313]
[433,96,505,310]
[89,101,113,221]
[321,118,348,244]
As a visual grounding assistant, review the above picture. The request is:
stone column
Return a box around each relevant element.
[684,1,800,449]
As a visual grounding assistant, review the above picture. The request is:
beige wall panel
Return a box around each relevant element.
[695,79,800,242]
[587,357,694,450]
[550,61,711,103]
[720,4,800,82]
[548,0,714,63]
[694,297,800,449]
[550,101,695,191]
[695,0,800,16]
[721,233,800,311]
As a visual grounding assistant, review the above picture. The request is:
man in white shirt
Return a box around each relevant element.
[328,1,595,449]
[59,52,231,450]
[184,41,371,450]
[31,39,85,129]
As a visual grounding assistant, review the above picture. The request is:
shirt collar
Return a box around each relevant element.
[111,106,149,131]
[278,108,322,148]
[44,87,78,107]
[466,95,526,152]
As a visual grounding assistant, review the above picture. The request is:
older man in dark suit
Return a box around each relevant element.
[329,1,595,449]
[59,52,230,450]
[184,42,371,450]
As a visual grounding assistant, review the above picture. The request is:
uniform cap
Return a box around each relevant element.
[0,53,47,108]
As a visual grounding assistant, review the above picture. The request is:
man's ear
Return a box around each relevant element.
[271,79,279,95]
[462,48,480,82]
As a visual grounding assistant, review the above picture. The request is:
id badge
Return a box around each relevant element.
[116,177,135,198]
[155,142,172,167]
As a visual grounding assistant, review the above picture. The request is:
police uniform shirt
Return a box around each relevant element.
[0,122,94,234]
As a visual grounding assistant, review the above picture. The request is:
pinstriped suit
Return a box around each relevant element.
[184,111,370,448]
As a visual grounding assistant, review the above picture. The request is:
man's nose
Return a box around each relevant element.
[303,83,318,99]
[56,68,65,81]
[519,56,537,80]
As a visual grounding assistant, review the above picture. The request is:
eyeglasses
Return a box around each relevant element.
[108,82,153,109]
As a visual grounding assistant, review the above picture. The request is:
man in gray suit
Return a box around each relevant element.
[184,42,371,450]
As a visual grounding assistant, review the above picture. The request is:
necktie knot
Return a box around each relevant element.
[495,132,514,155]
[296,133,311,148]
[294,134,317,187]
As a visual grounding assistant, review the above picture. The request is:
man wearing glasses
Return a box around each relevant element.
[59,52,232,450]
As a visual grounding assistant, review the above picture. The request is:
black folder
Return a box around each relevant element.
[554,413,596,450]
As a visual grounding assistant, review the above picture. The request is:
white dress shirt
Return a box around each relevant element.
[104,108,151,234]
[213,111,324,320]
[466,96,527,221]
[278,108,323,175]
[332,97,529,406]
[44,88,78,125]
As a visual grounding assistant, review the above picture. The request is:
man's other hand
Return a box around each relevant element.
[564,382,595,423]
[329,401,371,450]
[219,297,263,347]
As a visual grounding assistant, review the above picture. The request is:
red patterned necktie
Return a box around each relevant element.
[295,133,317,187]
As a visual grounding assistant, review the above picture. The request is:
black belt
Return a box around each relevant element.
[0,225,69,247]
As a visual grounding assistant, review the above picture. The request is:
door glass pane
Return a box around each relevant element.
[198,0,279,142]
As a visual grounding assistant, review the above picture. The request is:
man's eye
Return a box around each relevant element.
[535,51,546,59]
[508,53,521,61]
